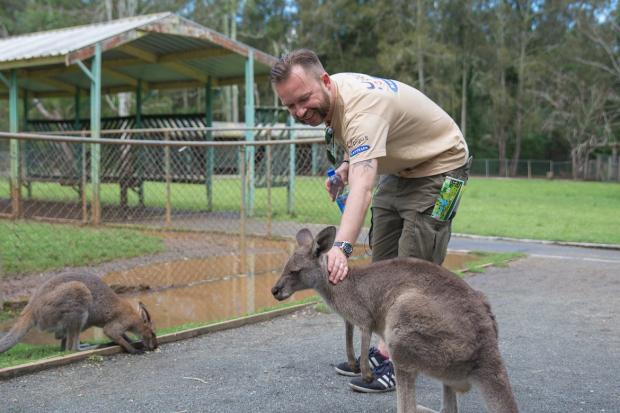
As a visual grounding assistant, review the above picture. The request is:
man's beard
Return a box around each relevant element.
[295,89,330,125]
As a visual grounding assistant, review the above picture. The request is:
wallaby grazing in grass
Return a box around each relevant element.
[271,227,519,413]
[0,272,158,354]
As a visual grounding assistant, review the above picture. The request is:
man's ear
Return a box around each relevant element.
[321,72,331,88]
[313,226,336,257]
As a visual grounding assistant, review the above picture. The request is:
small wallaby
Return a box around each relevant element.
[0,272,158,354]
[272,227,519,413]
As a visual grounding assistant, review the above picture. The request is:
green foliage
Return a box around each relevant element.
[2,1,620,167]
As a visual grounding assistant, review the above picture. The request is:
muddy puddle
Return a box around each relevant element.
[1,237,477,347]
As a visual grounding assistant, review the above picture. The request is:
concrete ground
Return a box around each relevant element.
[0,241,619,413]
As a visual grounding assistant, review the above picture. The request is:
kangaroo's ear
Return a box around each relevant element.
[138,302,152,323]
[296,228,313,247]
[313,226,336,257]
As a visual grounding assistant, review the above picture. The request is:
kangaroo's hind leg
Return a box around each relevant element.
[394,365,439,413]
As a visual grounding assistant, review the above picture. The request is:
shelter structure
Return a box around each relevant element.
[0,12,280,223]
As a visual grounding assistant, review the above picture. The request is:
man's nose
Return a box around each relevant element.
[293,106,307,119]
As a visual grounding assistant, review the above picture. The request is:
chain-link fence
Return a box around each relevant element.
[472,157,620,181]
[1,129,617,340]
[0,128,352,339]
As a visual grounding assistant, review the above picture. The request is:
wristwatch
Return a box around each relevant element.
[333,241,353,258]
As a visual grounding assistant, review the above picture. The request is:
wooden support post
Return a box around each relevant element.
[266,129,272,237]
[164,134,172,227]
[287,115,296,214]
[205,77,213,211]
[77,44,102,225]
[8,69,21,218]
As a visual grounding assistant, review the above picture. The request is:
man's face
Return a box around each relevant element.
[274,65,331,126]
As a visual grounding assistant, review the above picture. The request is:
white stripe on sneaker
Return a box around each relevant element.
[377,377,389,388]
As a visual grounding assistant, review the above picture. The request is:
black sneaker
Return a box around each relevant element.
[334,347,387,377]
[349,359,396,393]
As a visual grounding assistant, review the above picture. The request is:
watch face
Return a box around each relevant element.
[342,242,353,256]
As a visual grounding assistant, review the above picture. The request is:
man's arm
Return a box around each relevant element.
[327,158,378,284]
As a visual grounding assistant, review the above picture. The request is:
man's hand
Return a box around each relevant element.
[327,246,349,284]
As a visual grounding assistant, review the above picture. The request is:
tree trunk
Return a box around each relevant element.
[460,62,467,134]
[416,0,425,92]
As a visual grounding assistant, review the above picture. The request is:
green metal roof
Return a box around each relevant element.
[0,12,278,98]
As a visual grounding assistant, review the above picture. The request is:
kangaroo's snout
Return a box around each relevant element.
[271,285,285,301]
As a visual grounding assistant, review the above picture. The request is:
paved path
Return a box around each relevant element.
[1,242,618,413]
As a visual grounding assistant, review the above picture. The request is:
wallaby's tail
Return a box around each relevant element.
[0,307,35,353]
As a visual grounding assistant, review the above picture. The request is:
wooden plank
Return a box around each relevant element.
[118,43,158,63]
[102,67,140,88]
[0,301,317,380]
[66,30,146,65]
[159,48,233,62]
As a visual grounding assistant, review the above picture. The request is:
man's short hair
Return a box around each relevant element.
[270,48,325,84]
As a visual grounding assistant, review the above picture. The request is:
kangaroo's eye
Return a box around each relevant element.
[289,270,301,276]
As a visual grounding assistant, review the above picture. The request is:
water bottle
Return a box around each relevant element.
[327,167,348,213]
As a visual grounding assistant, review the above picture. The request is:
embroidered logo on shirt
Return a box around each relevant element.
[351,145,370,157]
[347,135,369,149]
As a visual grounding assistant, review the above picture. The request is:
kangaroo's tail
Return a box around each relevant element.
[0,307,35,353]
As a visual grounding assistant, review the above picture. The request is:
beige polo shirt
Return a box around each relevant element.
[328,73,468,177]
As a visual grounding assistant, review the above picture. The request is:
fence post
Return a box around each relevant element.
[7,69,21,219]
[549,160,553,178]
[244,51,255,216]
[527,160,532,179]
[205,77,213,211]
[246,239,255,314]
[287,116,296,214]
[505,159,509,178]
[311,143,318,176]
[239,145,247,274]
[81,132,88,224]
[266,129,273,237]
[164,136,172,226]
[485,159,489,178]
[89,44,102,225]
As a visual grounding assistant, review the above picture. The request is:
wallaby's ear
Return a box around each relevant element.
[296,228,313,247]
[138,302,152,323]
[313,226,336,257]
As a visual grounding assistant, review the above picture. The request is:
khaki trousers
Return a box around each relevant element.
[370,159,471,265]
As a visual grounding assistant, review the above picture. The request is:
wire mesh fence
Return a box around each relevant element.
[0,130,617,339]
[0,130,349,338]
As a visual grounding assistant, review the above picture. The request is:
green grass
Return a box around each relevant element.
[0,221,164,275]
[453,251,524,276]
[3,176,618,244]
[0,177,618,278]
[454,179,620,245]
[0,343,72,369]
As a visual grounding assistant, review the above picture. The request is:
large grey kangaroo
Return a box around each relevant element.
[271,227,518,413]
[0,272,158,354]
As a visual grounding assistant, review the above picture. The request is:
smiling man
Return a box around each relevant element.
[270,48,471,393]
